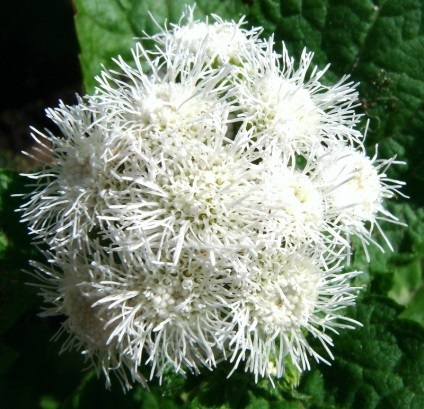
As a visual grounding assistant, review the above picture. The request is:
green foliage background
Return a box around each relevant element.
[1,0,423,407]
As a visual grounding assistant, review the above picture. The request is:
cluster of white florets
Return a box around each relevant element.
[21,6,405,390]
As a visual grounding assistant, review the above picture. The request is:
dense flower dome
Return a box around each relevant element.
[20,5,405,390]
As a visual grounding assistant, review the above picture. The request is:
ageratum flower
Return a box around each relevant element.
[20,6,405,390]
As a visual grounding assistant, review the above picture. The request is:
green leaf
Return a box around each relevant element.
[73,0,136,94]
[388,257,422,305]
[400,287,424,326]
[74,0,247,93]
[299,296,424,408]
[349,202,424,327]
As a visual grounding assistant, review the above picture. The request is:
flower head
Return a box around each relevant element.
[233,45,362,160]
[315,142,406,254]
[20,6,405,390]
[227,249,360,380]
[150,5,265,66]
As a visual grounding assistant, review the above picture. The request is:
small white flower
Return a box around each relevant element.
[30,248,147,390]
[20,100,111,248]
[234,44,362,159]
[20,8,405,391]
[95,41,234,138]
[227,250,360,380]
[315,142,406,254]
[151,5,265,66]
[260,158,325,248]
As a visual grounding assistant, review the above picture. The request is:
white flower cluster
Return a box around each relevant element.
[21,7,405,390]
